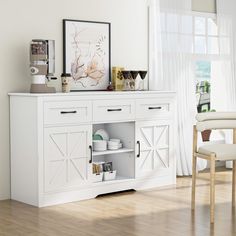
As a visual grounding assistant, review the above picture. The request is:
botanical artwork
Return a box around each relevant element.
[63,20,110,90]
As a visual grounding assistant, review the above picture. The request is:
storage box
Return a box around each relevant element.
[93,162,104,173]
[112,67,124,91]
[91,172,104,183]
[103,170,117,181]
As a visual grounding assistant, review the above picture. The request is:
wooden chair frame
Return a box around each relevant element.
[191,126,236,224]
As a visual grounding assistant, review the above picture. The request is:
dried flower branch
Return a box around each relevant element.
[70,25,106,87]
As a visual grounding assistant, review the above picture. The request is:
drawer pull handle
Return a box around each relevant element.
[60,111,77,114]
[137,141,141,158]
[148,106,162,110]
[107,108,122,112]
[89,145,93,164]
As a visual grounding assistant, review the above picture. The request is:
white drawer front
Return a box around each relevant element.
[44,101,92,125]
[136,99,172,119]
[93,100,135,122]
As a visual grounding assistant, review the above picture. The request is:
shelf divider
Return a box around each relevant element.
[92,148,134,156]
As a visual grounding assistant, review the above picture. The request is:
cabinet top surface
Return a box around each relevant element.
[8,91,176,97]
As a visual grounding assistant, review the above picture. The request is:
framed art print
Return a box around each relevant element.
[63,19,111,91]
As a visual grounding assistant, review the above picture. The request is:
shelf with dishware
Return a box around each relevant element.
[92,148,134,156]
[91,122,135,183]
[92,122,134,151]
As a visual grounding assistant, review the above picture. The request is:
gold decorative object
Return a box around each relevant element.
[112,67,124,91]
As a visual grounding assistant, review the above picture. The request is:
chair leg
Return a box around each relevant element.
[191,154,197,210]
[233,160,236,208]
[210,155,215,224]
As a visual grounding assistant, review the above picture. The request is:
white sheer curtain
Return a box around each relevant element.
[215,0,236,168]
[149,0,164,90]
[149,0,198,175]
[149,0,236,174]
[213,0,236,111]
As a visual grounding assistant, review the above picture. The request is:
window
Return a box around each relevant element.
[160,10,221,112]
[194,15,219,55]
[195,61,211,112]
[161,12,219,55]
[193,13,219,113]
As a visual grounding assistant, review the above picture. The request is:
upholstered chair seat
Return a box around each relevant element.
[198,144,236,161]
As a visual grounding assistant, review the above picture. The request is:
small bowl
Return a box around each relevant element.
[109,139,121,144]
[108,141,119,146]
[93,140,107,151]
[108,145,119,150]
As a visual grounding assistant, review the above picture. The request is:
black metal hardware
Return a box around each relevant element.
[107,108,122,112]
[60,111,77,114]
[89,145,93,163]
[137,141,141,158]
[148,106,162,110]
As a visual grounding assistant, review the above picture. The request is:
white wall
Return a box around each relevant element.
[0,0,148,199]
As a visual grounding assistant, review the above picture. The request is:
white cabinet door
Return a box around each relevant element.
[44,125,92,192]
[135,120,174,179]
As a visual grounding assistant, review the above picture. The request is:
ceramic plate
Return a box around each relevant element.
[93,134,103,140]
[95,129,109,141]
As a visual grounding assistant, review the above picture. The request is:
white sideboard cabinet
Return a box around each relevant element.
[9,91,176,207]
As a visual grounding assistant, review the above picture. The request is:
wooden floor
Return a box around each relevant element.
[0,169,236,236]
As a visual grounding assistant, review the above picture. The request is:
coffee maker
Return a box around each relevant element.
[30,39,56,93]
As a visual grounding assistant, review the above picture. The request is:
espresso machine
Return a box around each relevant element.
[30,39,57,93]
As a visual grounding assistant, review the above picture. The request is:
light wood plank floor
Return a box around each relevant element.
[0,169,236,236]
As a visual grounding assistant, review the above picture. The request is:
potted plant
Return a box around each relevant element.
[204,81,211,93]
[201,109,216,142]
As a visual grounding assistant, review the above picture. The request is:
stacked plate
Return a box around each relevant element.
[93,129,109,151]
[108,139,122,150]
[93,129,123,151]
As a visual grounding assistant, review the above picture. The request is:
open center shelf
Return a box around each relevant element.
[92,122,135,182]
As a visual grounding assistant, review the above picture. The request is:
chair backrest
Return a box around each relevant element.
[196,112,236,131]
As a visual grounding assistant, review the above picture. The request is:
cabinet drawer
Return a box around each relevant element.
[136,99,172,119]
[44,101,92,125]
[93,100,135,122]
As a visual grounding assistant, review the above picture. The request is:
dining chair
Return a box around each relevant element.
[191,112,236,224]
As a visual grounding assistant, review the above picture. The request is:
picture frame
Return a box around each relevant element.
[63,19,111,91]
[102,162,113,172]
